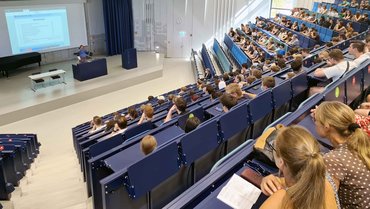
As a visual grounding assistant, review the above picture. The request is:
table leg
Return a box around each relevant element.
[62,73,66,84]
[30,79,36,92]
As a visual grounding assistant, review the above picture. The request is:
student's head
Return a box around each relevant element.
[319,50,329,61]
[274,126,326,209]
[174,97,187,113]
[262,76,275,89]
[270,64,280,73]
[301,48,310,56]
[220,93,238,112]
[128,107,138,119]
[79,45,84,49]
[286,72,296,79]
[143,105,154,119]
[115,116,127,130]
[251,69,262,79]
[93,116,102,126]
[290,60,302,73]
[168,94,175,103]
[246,75,257,85]
[205,84,215,95]
[105,120,116,132]
[366,35,370,51]
[184,114,201,133]
[328,49,344,64]
[241,63,248,69]
[292,54,303,62]
[140,135,157,155]
[180,86,187,93]
[157,95,165,105]
[147,95,154,101]
[349,40,365,56]
[225,83,243,99]
[314,101,370,169]
[325,42,333,48]
[223,73,230,81]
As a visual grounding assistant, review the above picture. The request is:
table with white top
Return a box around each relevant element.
[28,69,66,91]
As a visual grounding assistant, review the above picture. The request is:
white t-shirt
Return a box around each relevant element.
[323,61,354,81]
[351,53,370,68]
[218,80,226,89]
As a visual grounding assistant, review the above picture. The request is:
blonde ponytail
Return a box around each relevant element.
[276,126,326,209]
[348,127,370,169]
[316,101,370,170]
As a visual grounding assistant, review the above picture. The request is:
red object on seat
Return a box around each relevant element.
[240,168,264,188]
[0,146,4,151]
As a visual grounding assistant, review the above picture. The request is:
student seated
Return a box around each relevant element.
[140,135,157,155]
[311,101,370,208]
[260,126,339,209]
[220,93,238,113]
[126,106,138,121]
[225,83,246,101]
[184,114,201,133]
[348,40,369,67]
[313,49,354,81]
[355,94,370,117]
[89,116,105,133]
[244,76,275,99]
[164,97,187,123]
[111,116,127,136]
[138,104,154,125]
[104,120,116,133]
[290,60,302,74]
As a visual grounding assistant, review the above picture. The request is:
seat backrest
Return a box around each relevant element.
[290,72,308,97]
[126,141,179,199]
[248,90,273,124]
[323,78,346,103]
[218,103,249,140]
[177,106,204,130]
[125,122,154,140]
[180,119,219,165]
[272,79,292,108]
[88,134,124,158]
[346,66,364,105]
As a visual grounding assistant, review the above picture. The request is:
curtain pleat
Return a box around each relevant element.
[103,0,134,56]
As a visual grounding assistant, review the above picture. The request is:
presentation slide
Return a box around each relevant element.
[5,8,70,54]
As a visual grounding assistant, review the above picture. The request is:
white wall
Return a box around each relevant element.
[133,0,271,58]
[85,0,106,55]
[294,0,325,10]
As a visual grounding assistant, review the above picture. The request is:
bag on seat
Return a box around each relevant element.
[253,124,284,165]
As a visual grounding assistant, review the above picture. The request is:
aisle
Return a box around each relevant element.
[0,58,195,209]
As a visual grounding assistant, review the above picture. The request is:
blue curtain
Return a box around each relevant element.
[103,0,134,56]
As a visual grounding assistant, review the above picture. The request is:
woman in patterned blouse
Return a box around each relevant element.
[314,101,370,208]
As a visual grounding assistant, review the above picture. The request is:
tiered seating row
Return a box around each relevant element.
[278,13,339,42]
[163,58,370,209]
[305,8,368,32]
[248,23,292,52]
[235,28,275,59]
[258,16,318,48]
[315,2,370,20]
[212,39,233,73]
[201,44,217,76]
[223,33,251,68]
[0,134,40,201]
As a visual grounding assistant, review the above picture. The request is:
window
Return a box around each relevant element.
[270,0,297,18]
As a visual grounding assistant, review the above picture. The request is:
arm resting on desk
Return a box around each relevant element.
[313,68,326,78]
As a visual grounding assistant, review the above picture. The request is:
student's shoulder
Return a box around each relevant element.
[260,189,287,209]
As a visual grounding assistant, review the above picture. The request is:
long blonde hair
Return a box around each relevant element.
[315,101,370,169]
[275,126,326,209]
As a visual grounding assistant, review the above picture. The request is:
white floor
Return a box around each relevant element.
[0,54,195,209]
[0,53,165,125]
